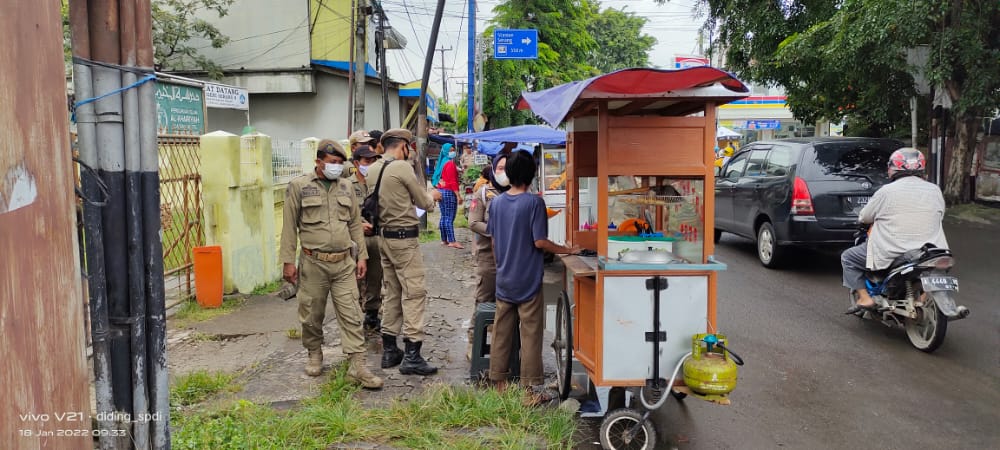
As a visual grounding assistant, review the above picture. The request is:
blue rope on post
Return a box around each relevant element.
[72,73,157,123]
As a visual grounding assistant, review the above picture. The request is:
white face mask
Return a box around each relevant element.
[323,163,344,180]
[357,164,370,177]
[495,171,510,187]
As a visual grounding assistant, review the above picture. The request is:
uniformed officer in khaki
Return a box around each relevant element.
[280,139,383,389]
[366,128,442,375]
[349,144,382,331]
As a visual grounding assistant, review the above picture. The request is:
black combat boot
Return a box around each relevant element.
[399,339,438,376]
[381,333,404,369]
[364,310,381,332]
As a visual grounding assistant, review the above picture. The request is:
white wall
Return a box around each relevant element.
[206,73,402,141]
[185,0,312,71]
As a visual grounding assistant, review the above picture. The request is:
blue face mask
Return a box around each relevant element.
[448,151,457,159]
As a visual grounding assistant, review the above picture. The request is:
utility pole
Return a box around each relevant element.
[377,6,391,130]
[436,46,451,104]
[353,0,369,132]
[467,0,476,132]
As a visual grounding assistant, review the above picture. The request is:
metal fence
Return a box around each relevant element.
[272,139,303,185]
[158,134,203,303]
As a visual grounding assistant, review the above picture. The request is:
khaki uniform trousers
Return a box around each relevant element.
[357,235,383,313]
[474,249,497,305]
[378,236,428,342]
[297,253,365,354]
[489,290,545,386]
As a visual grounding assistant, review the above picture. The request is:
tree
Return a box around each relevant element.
[772,0,1000,203]
[697,0,1000,203]
[588,7,657,74]
[482,0,600,129]
[152,0,234,77]
[63,0,234,78]
[481,1,658,129]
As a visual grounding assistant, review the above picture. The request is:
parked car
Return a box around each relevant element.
[714,137,906,268]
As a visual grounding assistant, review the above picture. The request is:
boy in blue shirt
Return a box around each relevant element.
[487,150,579,396]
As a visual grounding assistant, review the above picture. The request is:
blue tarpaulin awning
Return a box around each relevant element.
[454,125,567,145]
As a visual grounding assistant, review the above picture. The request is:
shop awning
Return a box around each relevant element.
[516,67,750,127]
[454,124,567,145]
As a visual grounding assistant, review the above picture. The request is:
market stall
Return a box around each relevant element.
[517,67,749,449]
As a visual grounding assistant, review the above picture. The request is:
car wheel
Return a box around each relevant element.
[756,222,784,268]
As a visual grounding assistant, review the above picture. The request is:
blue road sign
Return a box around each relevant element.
[493,29,538,60]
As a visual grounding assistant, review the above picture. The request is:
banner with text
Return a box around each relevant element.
[155,81,205,134]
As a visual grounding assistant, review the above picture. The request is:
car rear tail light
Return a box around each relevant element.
[791,177,815,215]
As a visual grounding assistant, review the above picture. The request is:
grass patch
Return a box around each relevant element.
[252,278,284,295]
[189,332,221,342]
[418,229,441,243]
[172,365,577,449]
[172,296,246,325]
[170,370,242,408]
[286,328,301,339]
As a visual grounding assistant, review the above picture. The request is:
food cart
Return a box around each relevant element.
[517,68,750,450]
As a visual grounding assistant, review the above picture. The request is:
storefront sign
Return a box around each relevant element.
[204,83,249,110]
[745,120,781,130]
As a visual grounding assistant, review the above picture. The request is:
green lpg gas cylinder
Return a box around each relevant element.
[682,333,739,395]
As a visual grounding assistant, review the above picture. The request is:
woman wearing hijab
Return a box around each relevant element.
[432,143,463,249]
[465,154,510,358]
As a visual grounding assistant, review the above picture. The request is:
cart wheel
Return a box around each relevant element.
[599,409,657,450]
[551,290,573,400]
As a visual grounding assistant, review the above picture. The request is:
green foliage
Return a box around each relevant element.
[153,0,235,77]
[461,165,484,186]
[170,370,241,407]
[172,367,577,449]
[482,1,656,128]
[418,229,441,243]
[63,0,234,77]
[588,8,657,73]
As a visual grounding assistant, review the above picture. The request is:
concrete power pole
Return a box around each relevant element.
[436,46,451,104]
[353,0,369,132]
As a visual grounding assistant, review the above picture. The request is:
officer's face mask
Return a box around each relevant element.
[494,170,510,187]
[323,163,344,180]
[357,163,370,177]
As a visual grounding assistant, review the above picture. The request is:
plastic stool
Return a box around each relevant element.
[469,302,521,381]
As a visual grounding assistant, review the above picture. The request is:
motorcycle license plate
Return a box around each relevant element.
[921,276,959,292]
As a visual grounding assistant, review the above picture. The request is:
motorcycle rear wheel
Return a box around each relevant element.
[905,297,948,353]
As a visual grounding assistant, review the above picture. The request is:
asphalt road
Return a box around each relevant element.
[637,220,1000,449]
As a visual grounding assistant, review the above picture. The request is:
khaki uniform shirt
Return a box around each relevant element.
[280,171,367,264]
[468,185,499,255]
[350,174,370,218]
[365,155,436,228]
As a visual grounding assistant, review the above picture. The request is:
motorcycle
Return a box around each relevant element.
[849,225,970,352]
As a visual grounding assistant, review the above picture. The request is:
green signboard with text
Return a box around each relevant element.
[155,81,205,134]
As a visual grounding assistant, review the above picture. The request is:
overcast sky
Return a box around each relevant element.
[379,0,706,102]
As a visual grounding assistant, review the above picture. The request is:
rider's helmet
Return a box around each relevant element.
[887,147,926,180]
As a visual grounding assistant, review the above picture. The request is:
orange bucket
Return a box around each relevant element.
[192,246,223,308]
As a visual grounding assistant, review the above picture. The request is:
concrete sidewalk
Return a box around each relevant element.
[165,222,561,408]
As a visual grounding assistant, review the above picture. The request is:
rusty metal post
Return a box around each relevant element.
[1,1,92,449]
[134,0,171,444]
[68,0,117,448]
[119,0,151,446]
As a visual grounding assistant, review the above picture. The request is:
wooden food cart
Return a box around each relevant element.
[517,68,749,450]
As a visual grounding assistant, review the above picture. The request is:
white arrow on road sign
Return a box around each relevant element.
[522,37,532,45]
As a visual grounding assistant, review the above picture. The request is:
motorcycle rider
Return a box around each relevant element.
[843,148,949,314]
